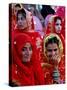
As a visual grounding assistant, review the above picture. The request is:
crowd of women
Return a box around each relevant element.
[9,3,65,86]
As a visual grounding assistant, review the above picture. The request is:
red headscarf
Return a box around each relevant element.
[52,15,65,54]
[10,33,45,86]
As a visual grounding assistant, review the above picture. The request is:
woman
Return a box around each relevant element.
[12,8,43,63]
[44,14,53,34]
[41,34,65,84]
[52,15,65,54]
[52,15,65,38]
[45,15,65,54]
[9,33,45,86]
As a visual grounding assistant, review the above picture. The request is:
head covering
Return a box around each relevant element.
[47,14,65,35]
[43,33,65,84]
[49,15,65,45]
[51,15,63,33]
[14,33,33,57]
[11,33,45,86]
[44,14,53,30]
[16,7,34,31]
[13,33,34,78]
[55,6,65,33]
[43,33,63,61]
[55,6,65,20]
[24,8,34,30]
[44,14,57,34]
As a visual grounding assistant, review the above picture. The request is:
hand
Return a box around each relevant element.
[51,55,60,66]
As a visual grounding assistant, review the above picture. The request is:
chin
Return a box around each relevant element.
[56,30,61,33]
[25,59,31,62]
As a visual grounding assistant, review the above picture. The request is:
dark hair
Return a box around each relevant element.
[17,9,26,21]
[45,36,59,48]
[54,16,62,23]
[15,4,21,8]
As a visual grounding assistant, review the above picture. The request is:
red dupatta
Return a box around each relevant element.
[10,33,45,86]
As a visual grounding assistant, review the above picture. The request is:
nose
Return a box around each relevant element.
[25,49,30,55]
[52,50,55,55]
[58,25,61,29]
[18,20,22,25]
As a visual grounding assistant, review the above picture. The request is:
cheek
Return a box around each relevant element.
[46,51,51,57]
[23,21,28,26]
[56,50,59,54]
[17,20,22,25]
[55,26,58,30]
[29,51,33,55]
[60,26,62,29]
[22,52,25,57]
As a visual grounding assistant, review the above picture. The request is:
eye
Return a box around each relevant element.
[22,47,27,51]
[56,24,59,26]
[21,17,25,20]
[54,49,57,51]
[29,47,32,51]
[21,17,23,20]
[47,49,52,52]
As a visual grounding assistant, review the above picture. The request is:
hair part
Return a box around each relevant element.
[15,4,21,8]
[45,36,59,48]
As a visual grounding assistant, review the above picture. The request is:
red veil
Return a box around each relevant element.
[51,15,65,55]
[10,33,45,86]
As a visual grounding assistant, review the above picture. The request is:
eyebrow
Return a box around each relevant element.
[47,48,58,51]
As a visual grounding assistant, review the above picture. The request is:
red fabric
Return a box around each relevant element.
[44,15,65,55]
[45,27,52,35]
[10,7,45,86]
[10,33,45,86]
[11,8,17,31]
[52,16,65,54]
[42,56,65,84]
[55,6,65,20]
[12,28,43,61]
[53,16,65,39]
[55,6,65,37]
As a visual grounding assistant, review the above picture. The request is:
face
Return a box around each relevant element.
[55,19,62,33]
[22,43,32,62]
[17,13,28,30]
[46,43,60,61]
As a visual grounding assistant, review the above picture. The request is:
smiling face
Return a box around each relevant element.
[17,13,28,30]
[54,18,62,33]
[22,43,33,62]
